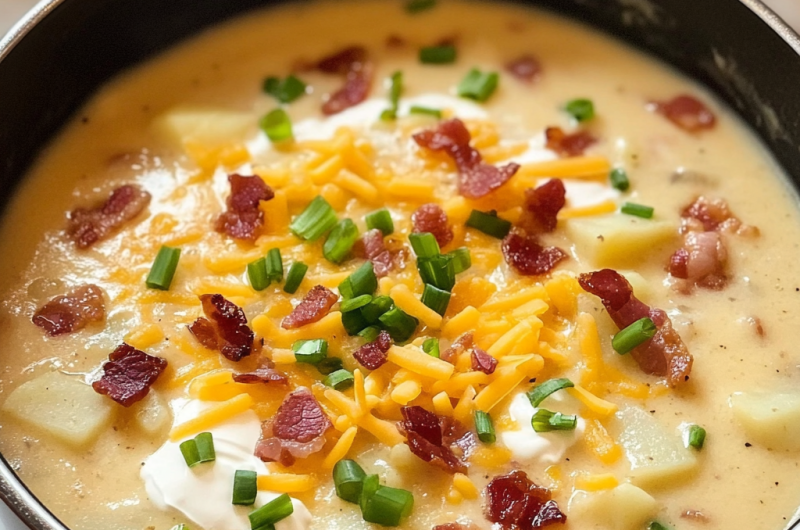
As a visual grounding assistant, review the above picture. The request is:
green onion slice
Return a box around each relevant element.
[406,0,436,13]
[648,522,671,530]
[263,75,307,104]
[379,307,418,343]
[170,525,189,530]
[609,168,630,191]
[266,248,283,283]
[448,247,471,274]
[316,357,344,376]
[232,470,258,506]
[365,208,394,235]
[290,196,338,242]
[687,424,706,449]
[417,254,455,292]
[474,410,496,443]
[292,339,328,365]
[531,409,578,433]
[362,485,414,527]
[359,474,381,514]
[358,325,381,343]
[421,284,451,316]
[333,459,366,504]
[419,45,456,65]
[179,439,201,468]
[409,106,443,119]
[465,210,512,239]
[248,493,294,529]
[621,202,654,219]
[457,68,499,102]
[341,294,373,313]
[526,378,575,408]
[564,98,595,122]
[323,218,359,264]
[194,432,216,463]
[283,262,308,294]
[342,310,370,336]
[324,369,355,390]
[260,108,293,143]
[247,257,269,291]
[146,246,181,291]
[380,71,403,121]
[422,337,440,358]
[612,317,657,354]
[361,295,394,324]
[339,261,378,299]
[408,232,440,258]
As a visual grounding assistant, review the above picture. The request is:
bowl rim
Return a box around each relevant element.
[1,0,800,529]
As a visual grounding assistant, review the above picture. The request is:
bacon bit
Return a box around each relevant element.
[578,269,693,386]
[317,46,368,74]
[669,231,727,291]
[520,179,566,234]
[413,118,520,199]
[214,174,274,242]
[386,34,407,48]
[233,359,288,385]
[650,94,716,133]
[441,332,474,363]
[471,347,497,374]
[746,316,765,338]
[413,203,454,247]
[282,285,339,329]
[353,330,392,370]
[32,284,105,336]
[67,185,151,248]
[398,406,475,474]
[317,46,373,115]
[189,294,256,362]
[92,343,167,407]
[681,196,757,236]
[505,55,541,83]
[502,229,567,276]
[255,389,331,466]
[358,229,395,278]
[545,127,597,158]
[485,470,566,529]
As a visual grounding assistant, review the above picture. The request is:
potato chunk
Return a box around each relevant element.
[133,390,171,436]
[155,108,256,148]
[1,372,114,447]
[730,392,800,450]
[568,483,658,530]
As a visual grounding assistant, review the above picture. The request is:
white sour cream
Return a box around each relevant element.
[141,400,312,530]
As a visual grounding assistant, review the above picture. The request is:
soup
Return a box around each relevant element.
[0,1,799,529]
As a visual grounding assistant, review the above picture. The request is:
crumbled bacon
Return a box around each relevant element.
[413,203,454,247]
[359,229,394,277]
[441,332,474,363]
[233,359,288,385]
[505,55,541,83]
[67,185,151,248]
[214,174,274,242]
[413,118,520,199]
[471,347,498,375]
[545,127,596,158]
[519,179,566,234]
[255,389,331,466]
[317,46,373,115]
[398,406,475,474]
[92,343,167,407]
[485,470,567,529]
[680,196,756,236]
[189,294,255,362]
[353,330,392,370]
[668,231,727,290]
[578,269,693,385]
[281,285,339,329]
[650,94,716,133]
[32,284,105,336]
[317,46,368,74]
[502,229,567,276]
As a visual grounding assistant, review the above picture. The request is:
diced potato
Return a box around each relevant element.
[614,406,697,487]
[565,215,678,268]
[730,392,800,450]
[155,108,256,148]
[1,372,114,447]
[617,270,651,300]
[568,483,658,530]
[133,391,171,436]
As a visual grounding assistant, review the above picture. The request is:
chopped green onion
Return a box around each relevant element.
[361,295,394,324]
[260,108,293,143]
[194,432,216,463]
[526,378,575,407]
[621,202,654,219]
[379,307,418,343]
[417,255,455,292]
[333,459,366,504]
[170,525,189,530]
[290,196,338,242]
[341,294,373,313]
[448,247,471,274]
[247,257,269,291]
[292,339,328,365]
[465,210,512,239]
[457,68,499,102]
[409,232,440,258]
[342,309,370,336]
[323,218,359,264]
[146,246,181,290]
[564,98,595,122]
[339,261,378,299]
[422,337,440,358]
[474,411,496,443]
[365,208,394,235]
[421,284,451,316]
[406,0,436,13]
[283,262,308,294]
[317,357,344,375]
[232,470,258,506]
[179,439,201,467]
[324,369,355,390]
[419,45,456,65]
[263,75,307,104]
[612,317,657,354]
[362,485,414,526]
[358,325,381,343]
[359,474,381,513]
[381,71,403,121]
[409,106,442,119]
[609,168,630,191]
[248,493,293,530]
[648,522,670,530]
[531,409,578,433]
[687,424,706,449]
[266,248,283,283]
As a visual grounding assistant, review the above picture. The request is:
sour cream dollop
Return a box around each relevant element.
[141,400,311,530]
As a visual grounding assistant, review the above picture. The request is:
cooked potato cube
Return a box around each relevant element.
[155,108,256,148]
[730,392,800,450]
[133,390,171,436]
[568,483,658,530]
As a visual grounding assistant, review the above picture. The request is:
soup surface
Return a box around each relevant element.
[1,1,800,530]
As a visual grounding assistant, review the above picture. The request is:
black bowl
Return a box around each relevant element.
[1,0,800,529]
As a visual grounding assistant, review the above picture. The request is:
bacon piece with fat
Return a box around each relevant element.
[92,343,168,407]
[519,179,566,234]
[32,284,105,336]
[412,203,454,247]
[317,46,373,115]
[441,332,473,364]
[353,330,392,370]
[471,347,498,375]
[317,46,368,73]
[397,406,475,474]
[215,174,274,242]
[189,294,256,362]
[359,229,394,277]
[282,285,339,329]
[505,55,542,83]
[67,185,151,248]
[578,269,693,385]
[545,127,596,158]
[233,359,288,385]
[413,118,520,199]
[668,231,727,290]
[502,229,567,276]
[485,470,567,529]
[255,389,331,466]
[650,94,716,133]
[680,196,756,236]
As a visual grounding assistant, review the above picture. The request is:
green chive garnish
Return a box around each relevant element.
[610,168,630,191]
[361,295,394,324]
[474,411,496,443]
[422,337,440,358]
[324,369,355,390]
[317,357,344,375]
[406,0,436,13]
[409,106,443,119]
[290,196,338,242]
[648,523,671,530]
[420,45,456,65]
[338,261,378,299]
[260,108,293,143]
[283,262,308,294]
[292,339,328,365]
[323,218,359,264]
[421,284,451,316]
[621,202,654,219]
[179,439,201,468]
[531,409,578,433]
[247,257,269,291]
[358,325,381,343]
[146,246,181,290]
[248,493,294,530]
[333,459,366,504]
[457,68,499,102]
[417,254,455,292]
[362,485,414,526]
[170,525,189,530]
[380,71,403,121]
[179,432,215,467]
[564,98,595,122]
[340,294,373,313]
[263,75,307,104]
[266,248,283,283]
[465,210,512,239]
[448,247,471,274]
[408,232,440,258]
[365,208,394,235]
[612,317,657,354]
[526,378,575,408]
[687,424,706,449]
[359,474,381,513]
[232,470,258,506]
[342,310,370,336]
[379,307,419,343]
